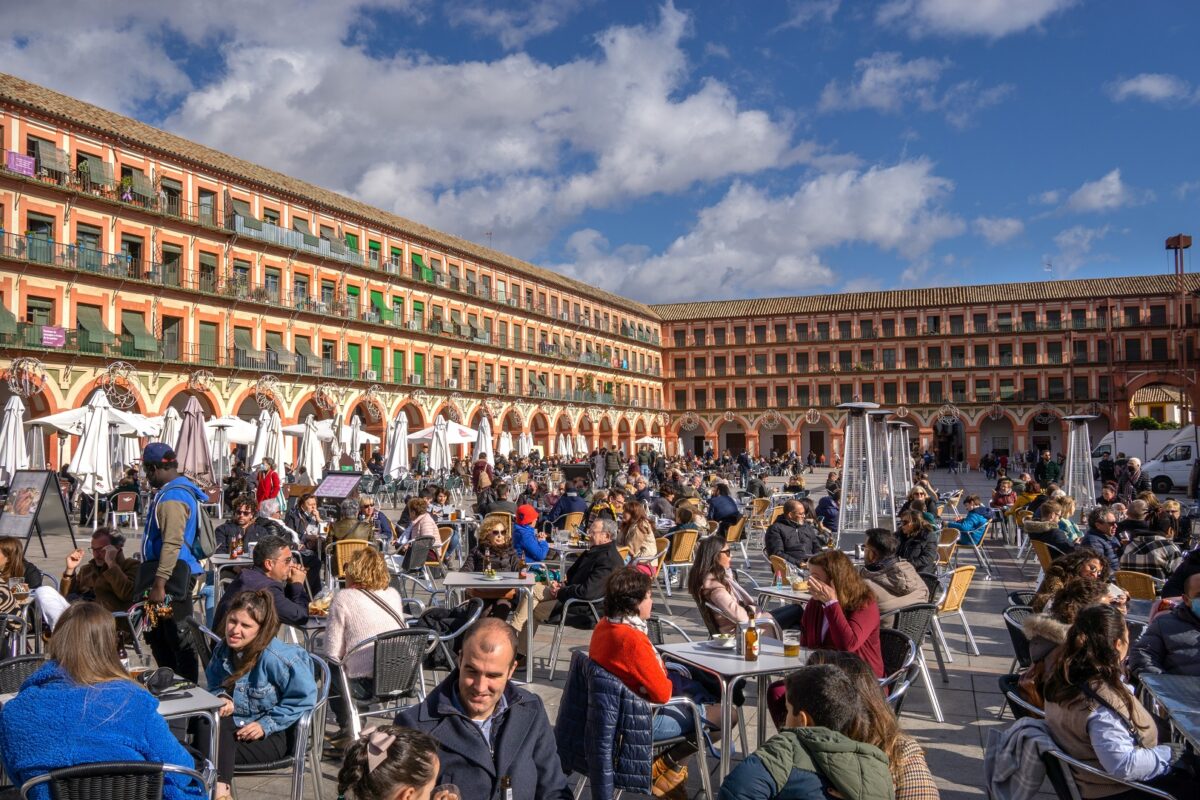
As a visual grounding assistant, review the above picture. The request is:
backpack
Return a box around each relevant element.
[155,480,218,561]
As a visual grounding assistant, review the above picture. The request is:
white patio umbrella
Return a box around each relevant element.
[517,431,532,457]
[407,419,478,445]
[25,423,46,471]
[30,402,156,437]
[383,414,410,478]
[497,431,513,456]
[158,407,181,448]
[280,419,379,446]
[429,416,452,474]
[67,393,117,528]
[205,415,258,447]
[266,410,288,478]
[0,396,29,485]
[473,415,494,466]
[555,433,567,458]
[296,414,325,482]
[248,409,273,469]
[327,414,344,469]
[348,416,363,469]
[575,433,587,455]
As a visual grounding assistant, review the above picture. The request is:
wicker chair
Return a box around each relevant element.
[932,566,980,657]
[1115,570,1161,600]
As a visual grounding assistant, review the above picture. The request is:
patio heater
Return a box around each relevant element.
[887,421,914,501]
[838,401,881,545]
[867,409,896,524]
[1062,414,1098,513]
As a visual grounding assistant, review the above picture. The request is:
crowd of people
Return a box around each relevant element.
[2,434,1199,800]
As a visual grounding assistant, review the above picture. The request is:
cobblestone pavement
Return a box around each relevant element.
[41,467,1047,798]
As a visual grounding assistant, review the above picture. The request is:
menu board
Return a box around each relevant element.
[0,470,77,556]
[313,471,362,500]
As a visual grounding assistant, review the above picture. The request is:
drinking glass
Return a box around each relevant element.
[782,631,802,658]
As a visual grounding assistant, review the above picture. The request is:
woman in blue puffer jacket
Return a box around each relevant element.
[0,602,205,800]
[946,495,990,546]
[207,589,316,800]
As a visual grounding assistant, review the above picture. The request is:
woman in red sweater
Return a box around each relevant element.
[255,458,281,506]
[590,568,720,800]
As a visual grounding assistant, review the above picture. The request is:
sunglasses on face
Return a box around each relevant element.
[235,510,254,517]
[719,548,731,555]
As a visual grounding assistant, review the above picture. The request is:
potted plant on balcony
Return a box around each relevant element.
[119,176,134,203]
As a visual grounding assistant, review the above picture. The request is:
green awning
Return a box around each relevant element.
[78,153,113,187]
[293,217,311,234]
[129,170,154,197]
[370,291,392,321]
[0,305,16,336]
[231,199,252,217]
[122,314,157,352]
[75,306,117,345]
[233,328,266,360]
[347,285,360,297]
[412,253,425,269]
[265,332,296,368]
[160,177,182,193]
[35,141,69,173]
[295,337,318,361]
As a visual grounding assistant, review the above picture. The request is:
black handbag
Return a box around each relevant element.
[133,557,193,601]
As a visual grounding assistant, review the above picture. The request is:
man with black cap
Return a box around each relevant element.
[139,442,207,681]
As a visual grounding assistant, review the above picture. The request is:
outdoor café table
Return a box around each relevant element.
[1139,673,1200,751]
[754,584,811,612]
[656,636,811,780]
[443,570,536,682]
[1126,598,1155,623]
[286,615,328,652]
[208,554,252,607]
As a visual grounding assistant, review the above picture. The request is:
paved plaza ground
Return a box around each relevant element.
[38,467,1047,799]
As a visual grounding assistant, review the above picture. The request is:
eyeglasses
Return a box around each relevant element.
[719,548,731,555]
[234,510,254,517]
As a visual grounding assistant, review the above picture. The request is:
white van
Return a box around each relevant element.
[1141,426,1198,494]
[1090,430,1178,469]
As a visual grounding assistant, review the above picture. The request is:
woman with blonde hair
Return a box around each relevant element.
[325,548,408,746]
[463,514,524,619]
[618,500,658,574]
[0,602,206,799]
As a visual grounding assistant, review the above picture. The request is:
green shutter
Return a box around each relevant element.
[76,306,117,345]
[345,232,359,250]
[370,290,392,321]
[412,253,425,268]
[413,353,424,382]
[371,346,383,376]
[347,343,361,376]
[369,240,381,252]
[120,312,157,352]
[393,351,405,383]
[391,246,402,258]
[199,322,219,364]
[346,285,360,297]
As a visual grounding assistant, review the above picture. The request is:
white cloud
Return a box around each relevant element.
[1064,168,1153,213]
[775,0,842,31]
[878,0,1078,39]
[555,158,965,302]
[973,216,1024,244]
[447,0,593,50]
[1106,73,1196,105]
[819,51,1010,128]
[1032,189,1061,206]
[1047,224,1112,273]
[1175,180,1200,200]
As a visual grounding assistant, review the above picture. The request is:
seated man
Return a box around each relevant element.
[648,483,677,522]
[357,495,394,542]
[512,518,623,655]
[478,482,518,517]
[718,665,892,800]
[395,618,572,799]
[215,495,274,553]
[745,470,771,499]
[1023,501,1075,559]
[946,494,990,546]
[329,498,374,543]
[546,479,589,529]
[765,500,825,569]
[213,533,310,628]
[1128,573,1200,678]
[859,528,928,616]
[1120,501,1184,582]
[59,527,139,613]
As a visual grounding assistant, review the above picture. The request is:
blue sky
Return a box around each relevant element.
[4,1,1198,302]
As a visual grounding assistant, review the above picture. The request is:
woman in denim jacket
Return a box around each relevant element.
[206,589,316,800]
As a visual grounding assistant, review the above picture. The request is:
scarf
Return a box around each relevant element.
[608,615,648,635]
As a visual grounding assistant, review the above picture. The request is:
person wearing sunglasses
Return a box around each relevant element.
[215,496,273,555]
[463,516,524,619]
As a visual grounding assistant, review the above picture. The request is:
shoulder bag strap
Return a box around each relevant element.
[362,589,407,628]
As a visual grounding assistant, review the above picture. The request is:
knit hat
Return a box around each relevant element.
[516,504,539,526]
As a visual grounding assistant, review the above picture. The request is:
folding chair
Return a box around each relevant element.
[107,492,139,529]
[932,566,980,657]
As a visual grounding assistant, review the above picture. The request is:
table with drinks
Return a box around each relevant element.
[443,570,536,682]
[208,554,252,607]
[656,630,811,779]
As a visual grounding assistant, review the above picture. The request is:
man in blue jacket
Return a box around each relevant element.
[1079,506,1121,576]
[396,618,572,799]
[546,479,588,530]
[140,443,207,682]
[946,494,990,546]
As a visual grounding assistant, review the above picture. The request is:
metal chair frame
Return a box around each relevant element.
[932,566,980,658]
[724,517,750,569]
[108,491,140,529]
[889,603,945,723]
[1002,605,1034,675]
[20,760,214,800]
[0,653,47,694]
[334,628,437,737]
[660,529,700,609]
[547,597,604,680]
[1042,748,1177,800]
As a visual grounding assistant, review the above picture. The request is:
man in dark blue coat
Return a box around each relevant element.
[396,618,571,799]
[546,479,589,529]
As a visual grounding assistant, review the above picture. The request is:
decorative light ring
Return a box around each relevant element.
[988,404,1005,421]
[363,385,384,421]
[760,409,782,428]
[484,397,504,419]
[254,375,278,409]
[445,404,461,422]
[5,357,45,398]
[315,383,337,412]
[895,406,909,419]
[1033,402,1057,426]
[938,404,961,424]
[187,369,213,394]
[723,410,735,423]
[97,361,137,409]
[804,408,821,425]
[679,411,700,431]
[657,412,670,427]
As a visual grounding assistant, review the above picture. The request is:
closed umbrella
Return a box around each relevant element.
[68,393,116,529]
[0,396,28,485]
[25,423,46,471]
[327,415,344,469]
[159,407,182,449]
[429,416,451,475]
[555,433,566,458]
[498,430,513,456]
[473,416,494,466]
[517,431,532,457]
[248,409,272,469]
[266,410,288,480]
[348,416,363,469]
[383,414,410,478]
[575,433,587,455]
[296,414,325,482]
[176,396,215,487]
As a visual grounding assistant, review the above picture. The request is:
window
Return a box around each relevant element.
[926,315,940,334]
[774,324,787,342]
[1073,339,1088,362]
[975,379,991,401]
[161,316,182,360]
[973,312,988,333]
[1071,308,1087,329]
[1023,377,1039,399]
[951,380,966,402]
[693,328,706,346]
[860,320,874,338]
[26,297,54,325]
[904,348,918,369]
[949,315,964,334]
[199,321,219,364]
[1073,376,1089,400]
[796,352,809,372]
[715,388,727,409]
[883,382,897,404]
[198,190,217,225]
[754,354,767,374]
[755,387,768,407]
[713,356,727,376]
[734,355,747,375]
[774,353,788,373]
[733,326,746,345]
[1048,377,1065,400]
[838,321,852,339]
[905,381,921,403]
[775,386,789,407]
[1151,337,1169,360]
[1022,342,1038,365]
[712,327,726,346]
[674,330,686,347]
[818,385,832,406]
[1098,375,1111,401]
[1045,310,1061,329]
[903,318,917,336]
[1000,379,1015,400]
[816,322,830,340]
[1021,311,1036,331]
[263,208,279,226]
[881,319,895,337]
[927,346,941,367]
[974,344,989,367]
[754,324,767,343]
[1046,342,1062,364]
[1124,307,1140,326]
[839,384,853,403]
[797,386,810,406]
[1149,305,1167,325]
[692,357,706,377]
[928,381,943,403]
[1125,338,1142,361]
[817,351,830,369]
[673,358,686,378]
[199,253,219,293]
[694,388,707,410]
[674,389,687,409]
[795,322,809,340]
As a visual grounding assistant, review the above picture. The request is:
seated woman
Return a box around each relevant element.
[324,548,408,746]
[0,602,206,800]
[0,535,45,589]
[1031,547,1124,613]
[336,725,440,800]
[687,536,803,633]
[428,486,453,519]
[807,649,939,800]
[393,497,441,553]
[1055,494,1084,542]
[462,514,524,618]
[1044,604,1193,798]
[590,567,725,799]
[1020,577,1112,710]
[285,492,324,544]
[799,550,884,677]
[946,495,989,546]
[618,501,659,575]
[207,589,317,799]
